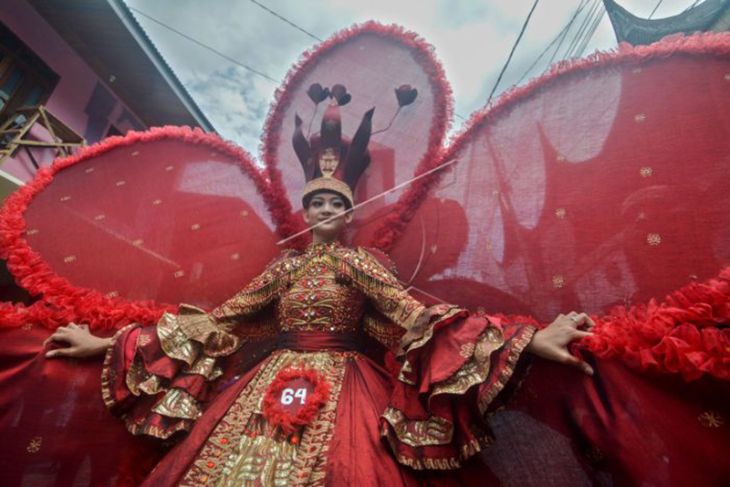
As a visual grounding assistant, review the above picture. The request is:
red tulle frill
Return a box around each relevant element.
[587,267,730,380]
[262,367,331,435]
[0,126,292,331]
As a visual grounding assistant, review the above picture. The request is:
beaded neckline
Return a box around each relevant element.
[304,240,342,256]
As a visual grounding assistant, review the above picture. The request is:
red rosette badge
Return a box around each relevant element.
[263,367,330,434]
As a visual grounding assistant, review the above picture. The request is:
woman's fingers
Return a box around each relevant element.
[45,347,79,359]
[564,312,594,330]
[43,328,70,347]
[571,329,593,339]
[565,311,580,327]
[577,360,594,376]
[559,351,594,375]
[584,315,596,330]
[43,324,89,348]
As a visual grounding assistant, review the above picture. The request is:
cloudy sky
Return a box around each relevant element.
[123,0,701,153]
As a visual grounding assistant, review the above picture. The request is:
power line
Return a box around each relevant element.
[575,6,605,57]
[649,0,665,19]
[128,6,279,83]
[248,0,323,42]
[564,0,601,59]
[683,0,702,13]
[129,6,472,122]
[548,0,598,64]
[486,0,541,106]
[544,21,573,67]
[243,1,471,119]
[515,0,591,86]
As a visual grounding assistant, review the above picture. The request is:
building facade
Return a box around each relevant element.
[0,0,213,198]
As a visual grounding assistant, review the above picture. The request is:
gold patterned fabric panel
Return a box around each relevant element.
[338,247,427,333]
[278,259,366,333]
[477,325,536,415]
[180,350,348,486]
[158,304,240,360]
[211,249,302,321]
[362,310,406,350]
[382,328,505,451]
[430,328,505,399]
[212,242,427,339]
[381,408,453,446]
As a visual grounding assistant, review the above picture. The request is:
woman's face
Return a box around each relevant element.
[303,192,352,242]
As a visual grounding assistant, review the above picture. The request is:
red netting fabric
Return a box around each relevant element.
[0,128,282,330]
[0,25,728,487]
[385,36,730,324]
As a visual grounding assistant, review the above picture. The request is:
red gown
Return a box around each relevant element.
[101,241,534,485]
[1,22,729,487]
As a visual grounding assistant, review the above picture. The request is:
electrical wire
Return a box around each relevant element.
[248,0,323,42]
[564,0,602,59]
[548,0,600,64]
[128,6,279,83]
[561,0,599,59]
[515,0,591,86]
[575,6,605,57]
[683,0,702,12]
[649,0,665,19]
[485,0,541,106]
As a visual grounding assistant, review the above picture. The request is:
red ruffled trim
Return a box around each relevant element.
[586,267,730,381]
[260,21,453,250]
[0,126,290,331]
[370,32,730,250]
[0,299,75,329]
[262,367,330,435]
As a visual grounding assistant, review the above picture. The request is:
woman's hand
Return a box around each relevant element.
[43,323,113,359]
[526,311,595,375]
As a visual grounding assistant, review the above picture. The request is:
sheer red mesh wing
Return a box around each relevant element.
[261,22,452,241]
[383,34,730,323]
[0,127,281,329]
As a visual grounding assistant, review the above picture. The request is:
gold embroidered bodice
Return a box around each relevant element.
[210,241,426,341]
[277,257,366,332]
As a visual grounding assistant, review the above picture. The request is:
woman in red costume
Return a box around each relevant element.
[2,21,729,487]
[44,99,595,486]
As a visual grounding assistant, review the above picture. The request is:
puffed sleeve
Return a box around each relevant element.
[343,247,428,333]
[101,252,298,439]
[338,247,538,470]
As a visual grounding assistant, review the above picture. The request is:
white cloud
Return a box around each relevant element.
[124,0,703,153]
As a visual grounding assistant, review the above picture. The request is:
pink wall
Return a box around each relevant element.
[0,0,145,182]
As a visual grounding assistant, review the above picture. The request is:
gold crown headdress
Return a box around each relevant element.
[293,82,417,208]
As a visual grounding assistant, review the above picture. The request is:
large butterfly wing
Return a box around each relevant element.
[0,127,282,329]
[382,34,730,322]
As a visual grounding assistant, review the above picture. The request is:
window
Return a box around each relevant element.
[0,21,58,125]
